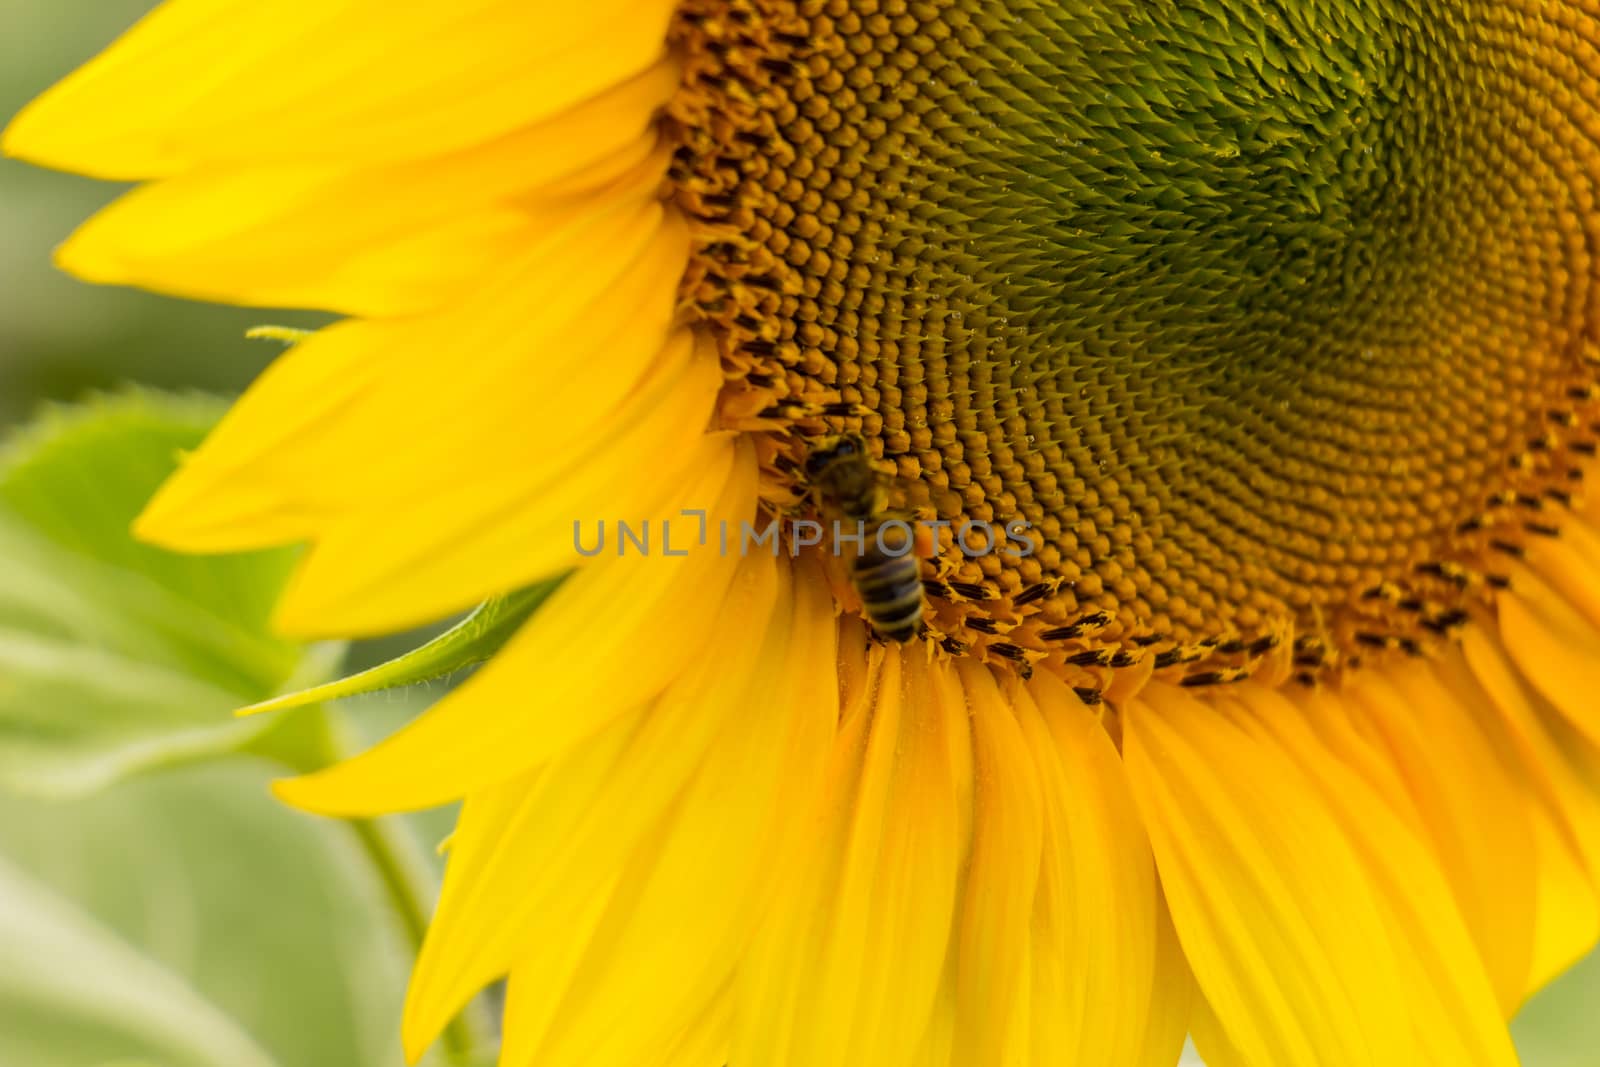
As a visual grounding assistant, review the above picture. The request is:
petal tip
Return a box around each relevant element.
[0,58,181,180]
[399,1008,440,1067]
[52,227,123,286]
[134,464,313,558]
[131,476,201,549]
[0,114,29,162]
[267,774,315,810]
[131,499,178,547]
[0,94,139,178]
[268,733,458,817]
[269,770,361,817]
[1,99,59,166]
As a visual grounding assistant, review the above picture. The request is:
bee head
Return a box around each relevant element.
[804,433,865,479]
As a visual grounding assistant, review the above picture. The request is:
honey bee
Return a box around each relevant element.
[804,434,925,642]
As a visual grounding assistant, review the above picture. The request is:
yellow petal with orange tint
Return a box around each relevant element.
[1337,663,1537,1012]
[652,988,733,1067]
[1125,683,1503,1067]
[1446,623,1600,997]
[1133,901,1195,1067]
[948,660,1043,1066]
[732,642,972,1067]
[1500,564,1600,748]
[1223,686,1517,1064]
[1457,626,1600,889]
[1527,812,1600,994]
[1014,671,1189,1066]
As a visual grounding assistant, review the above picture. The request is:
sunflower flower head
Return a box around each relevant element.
[9,1,1600,1066]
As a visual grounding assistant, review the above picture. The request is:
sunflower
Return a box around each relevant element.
[10,0,1600,1063]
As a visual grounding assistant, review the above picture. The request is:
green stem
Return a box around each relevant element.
[251,705,493,1066]
[349,814,491,1066]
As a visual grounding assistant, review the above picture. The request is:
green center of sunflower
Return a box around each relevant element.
[668,0,1600,688]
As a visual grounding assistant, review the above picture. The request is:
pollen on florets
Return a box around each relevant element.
[666,0,1600,688]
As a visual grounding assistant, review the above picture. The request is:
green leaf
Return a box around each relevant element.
[242,579,560,717]
[0,390,325,795]
[0,759,454,1067]
[0,851,279,1067]
[1514,947,1600,1067]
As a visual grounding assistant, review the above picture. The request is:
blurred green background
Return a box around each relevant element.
[0,2,1595,1065]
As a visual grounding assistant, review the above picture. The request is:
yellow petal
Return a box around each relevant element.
[1457,624,1600,882]
[509,561,838,1067]
[1499,563,1600,748]
[1527,810,1600,994]
[1132,899,1196,1067]
[274,440,755,814]
[1126,683,1515,1067]
[397,551,780,1057]
[63,185,531,318]
[651,987,734,1067]
[135,181,683,556]
[948,660,1044,1067]
[1525,514,1600,632]
[1013,671,1192,1066]
[51,60,678,315]
[1453,628,1600,993]
[3,0,676,178]
[732,641,974,1067]
[1338,662,1537,1013]
[1225,685,1518,1063]
[269,338,721,635]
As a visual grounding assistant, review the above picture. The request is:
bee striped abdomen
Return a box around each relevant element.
[850,523,924,642]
